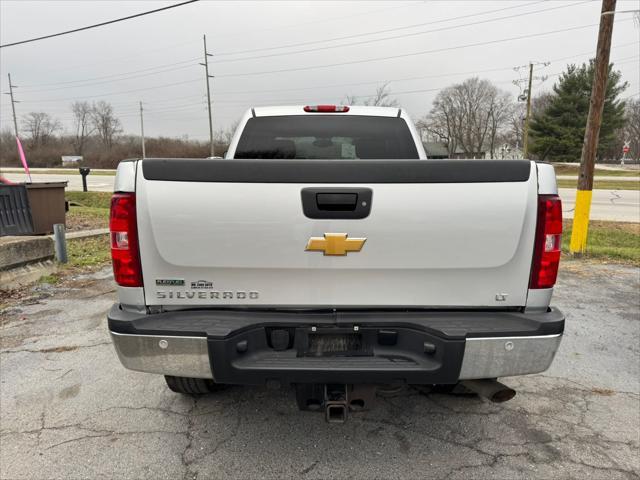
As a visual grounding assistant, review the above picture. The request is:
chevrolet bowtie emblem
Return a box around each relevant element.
[305,233,366,256]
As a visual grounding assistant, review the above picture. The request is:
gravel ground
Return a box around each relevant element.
[0,262,638,480]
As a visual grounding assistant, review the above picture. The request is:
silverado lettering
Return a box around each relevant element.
[156,291,259,299]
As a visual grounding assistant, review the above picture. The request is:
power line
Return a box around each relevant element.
[214,4,593,66]
[0,0,200,48]
[20,78,203,103]
[15,3,421,76]
[206,2,423,41]
[14,1,550,92]
[212,41,640,97]
[29,54,638,122]
[9,6,631,98]
[31,39,201,77]
[211,1,592,65]
[212,0,547,57]
[19,63,200,94]
[20,57,201,90]
[215,19,633,79]
[16,40,636,108]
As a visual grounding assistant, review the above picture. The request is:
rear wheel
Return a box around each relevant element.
[164,375,226,395]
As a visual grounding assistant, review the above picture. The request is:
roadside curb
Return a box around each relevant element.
[1,228,109,289]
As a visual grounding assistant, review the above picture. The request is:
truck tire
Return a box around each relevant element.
[164,375,225,395]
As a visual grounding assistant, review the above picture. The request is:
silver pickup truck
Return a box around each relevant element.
[107,105,564,422]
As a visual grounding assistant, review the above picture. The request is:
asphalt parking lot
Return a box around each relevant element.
[1,262,639,479]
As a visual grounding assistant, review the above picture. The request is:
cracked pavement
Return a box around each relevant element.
[1,263,639,479]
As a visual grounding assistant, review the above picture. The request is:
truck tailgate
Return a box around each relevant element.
[136,159,538,308]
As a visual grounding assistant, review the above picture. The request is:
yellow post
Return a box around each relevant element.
[569,190,593,254]
[569,0,616,255]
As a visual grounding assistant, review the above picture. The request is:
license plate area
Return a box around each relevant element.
[300,329,372,357]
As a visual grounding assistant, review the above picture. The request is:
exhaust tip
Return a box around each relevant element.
[461,379,516,403]
[491,386,516,403]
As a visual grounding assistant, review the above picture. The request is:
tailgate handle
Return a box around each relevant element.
[301,188,372,219]
[316,193,357,211]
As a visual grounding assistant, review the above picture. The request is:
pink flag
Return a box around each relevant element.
[15,136,32,183]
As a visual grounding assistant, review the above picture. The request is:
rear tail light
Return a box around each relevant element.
[530,194,562,289]
[109,193,142,287]
[304,105,350,113]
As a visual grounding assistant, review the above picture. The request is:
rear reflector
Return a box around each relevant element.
[110,193,142,287]
[530,194,562,289]
[304,105,350,113]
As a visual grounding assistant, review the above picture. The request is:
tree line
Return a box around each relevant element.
[0,100,237,168]
[418,61,637,162]
[1,60,637,168]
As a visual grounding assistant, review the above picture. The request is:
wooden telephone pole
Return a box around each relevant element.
[513,62,549,158]
[522,63,534,158]
[200,34,214,158]
[570,0,617,255]
[139,101,146,159]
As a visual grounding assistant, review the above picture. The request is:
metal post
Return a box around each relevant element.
[201,34,215,157]
[570,0,617,255]
[522,63,534,159]
[53,224,68,264]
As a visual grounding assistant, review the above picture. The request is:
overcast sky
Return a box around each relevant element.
[1,0,638,141]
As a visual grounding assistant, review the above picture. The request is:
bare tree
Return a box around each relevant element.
[487,91,514,158]
[214,119,240,145]
[90,101,122,149]
[71,101,94,155]
[20,112,62,148]
[343,82,399,107]
[421,78,513,158]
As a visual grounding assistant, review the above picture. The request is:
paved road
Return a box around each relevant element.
[3,173,639,222]
[1,264,638,479]
[556,175,639,181]
[559,188,640,222]
[3,173,115,192]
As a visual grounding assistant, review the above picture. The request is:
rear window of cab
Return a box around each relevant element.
[234,115,419,159]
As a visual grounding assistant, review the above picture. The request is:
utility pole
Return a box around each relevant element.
[513,62,549,158]
[139,101,146,159]
[570,0,617,255]
[522,63,534,158]
[5,73,19,138]
[200,34,214,157]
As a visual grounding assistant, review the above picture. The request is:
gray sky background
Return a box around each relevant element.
[1,0,638,141]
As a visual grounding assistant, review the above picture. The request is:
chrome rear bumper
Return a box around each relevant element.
[458,334,562,380]
[109,330,562,382]
[110,332,212,379]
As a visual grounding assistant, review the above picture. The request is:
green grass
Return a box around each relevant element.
[553,164,640,177]
[66,191,112,209]
[67,235,111,267]
[65,192,110,231]
[66,206,109,229]
[39,274,60,284]
[562,220,640,265]
[557,179,640,190]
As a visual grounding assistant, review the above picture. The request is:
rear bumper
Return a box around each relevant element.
[108,305,564,384]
